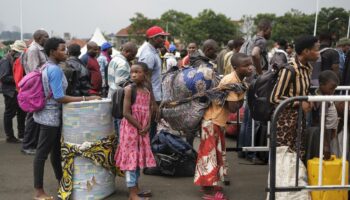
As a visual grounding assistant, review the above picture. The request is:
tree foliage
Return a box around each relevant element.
[127,7,349,46]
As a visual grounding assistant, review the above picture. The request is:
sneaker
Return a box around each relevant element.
[21,148,36,155]
[6,137,22,143]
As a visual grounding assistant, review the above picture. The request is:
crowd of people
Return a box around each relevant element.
[1,18,350,200]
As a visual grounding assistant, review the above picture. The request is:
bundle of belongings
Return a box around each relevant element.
[161,65,246,133]
[161,82,247,133]
[143,130,197,177]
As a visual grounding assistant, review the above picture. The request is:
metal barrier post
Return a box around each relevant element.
[252,119,255,147]
[318,101,326,186]
[341,95,349,185]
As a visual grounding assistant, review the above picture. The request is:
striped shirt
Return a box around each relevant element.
[270,57,312,104]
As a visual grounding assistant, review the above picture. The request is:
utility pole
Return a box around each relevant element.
[20,0,23,40]
[313,0,319,36]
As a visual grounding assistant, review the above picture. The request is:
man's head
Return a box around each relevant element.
[33,30,49,47]
[257,19,272,40]
[319,32,332,47]
[233,38,245,52]
[44,37,67,63]
[230,53,253,79]
[67,43,81,57]
[121,42,138,62]
[276,39,288,51]
[87,41,99,58]
[187,42,197,55]
[294,35,320,62]
[337,37,350,53]
[9,40,27,57]
[101,42,113,56]
[227,40,235,51]
[286,43,294,55]
[146,26,169,49]
[319,70,339,95]
[202,39,219,60]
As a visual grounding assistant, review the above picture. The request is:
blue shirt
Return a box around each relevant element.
[138,42,162,101]
[34,61,68,127]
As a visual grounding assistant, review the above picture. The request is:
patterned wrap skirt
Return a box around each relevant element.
[194,120,227,186]
[276,107,306,160]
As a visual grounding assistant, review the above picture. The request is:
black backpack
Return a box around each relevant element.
[143,130,197,177]
[111,81,137,119]
[247,64,295,122]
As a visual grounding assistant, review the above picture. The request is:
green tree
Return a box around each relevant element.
[183,9,239,46]
[272,9,314,42]
[128,13,160,44]
[316,7,349,39]
[159,10,193,41]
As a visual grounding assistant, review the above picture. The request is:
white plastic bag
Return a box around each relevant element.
[266,146,311,200]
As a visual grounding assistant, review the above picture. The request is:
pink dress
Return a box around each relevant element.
[115,90,156,170]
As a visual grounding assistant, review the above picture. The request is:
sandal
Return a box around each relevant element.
[33,196,54,200]
[202,192,228,200]
[138,189,152,197]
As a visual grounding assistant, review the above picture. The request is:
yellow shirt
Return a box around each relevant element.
[203,71,245,127]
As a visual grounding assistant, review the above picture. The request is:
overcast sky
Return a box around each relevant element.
[0,0,349,38]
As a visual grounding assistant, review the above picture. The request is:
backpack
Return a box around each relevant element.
[143,130,197,177]
[13,50,26,91]
[111,80,137,119]
[247,64,295,122]
[240,36,268,70]
[310,48,336,86]
[17,64,48,113]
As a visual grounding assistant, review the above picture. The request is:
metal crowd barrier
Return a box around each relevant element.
[268,94,350,200]
[227,86,350,154]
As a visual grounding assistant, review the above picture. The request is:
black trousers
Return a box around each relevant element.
[3,94,26,138]
[22,113,40,150]
[33,124,62,189]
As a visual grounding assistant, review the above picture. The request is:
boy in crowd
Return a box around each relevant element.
[194,53,253,199]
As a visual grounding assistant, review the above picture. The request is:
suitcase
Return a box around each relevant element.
[307,155,349,200]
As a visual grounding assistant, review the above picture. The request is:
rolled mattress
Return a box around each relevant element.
[62,99,115,200]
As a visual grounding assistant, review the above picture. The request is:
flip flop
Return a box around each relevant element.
[138,189,152,197]
[202,192,228,200]
[33,196,54,200]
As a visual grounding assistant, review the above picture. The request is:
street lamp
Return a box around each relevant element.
[20,0,23,40]
[313,0,319,36]
[328,17,339,30]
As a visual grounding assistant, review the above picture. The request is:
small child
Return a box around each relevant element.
[114,62,156,200]
[311,70,340,159]
[194,53,253,199]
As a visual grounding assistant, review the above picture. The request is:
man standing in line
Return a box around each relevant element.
[22,30,49,155]
[81,41,102,96]
[0,40,27,143]
[138,26,169,140]
[238,19,272,164]
[107,42,138,140]
[98,42,113,97]
[216,40,234,75]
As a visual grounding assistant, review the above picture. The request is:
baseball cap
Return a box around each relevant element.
[10,40,27,53]
[101,42,112,51]
[169,44,176,53]
[337,37,350,46]
[146,26,170,38]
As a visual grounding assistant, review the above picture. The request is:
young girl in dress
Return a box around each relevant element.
[115,62,156,200]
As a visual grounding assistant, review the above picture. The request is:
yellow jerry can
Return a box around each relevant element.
[307,155,349,200]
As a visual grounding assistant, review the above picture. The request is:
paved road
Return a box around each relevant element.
[0,95,268,200]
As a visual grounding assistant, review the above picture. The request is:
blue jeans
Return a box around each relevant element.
[238,103,256,159]
[125,169,140,188]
